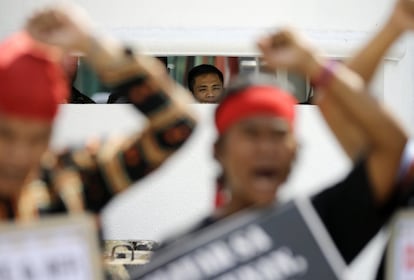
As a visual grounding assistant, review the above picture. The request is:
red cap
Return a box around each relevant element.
[215,85,297,135]
[0,32,69,122]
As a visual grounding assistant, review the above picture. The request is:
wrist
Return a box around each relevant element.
[68,28,95,54]
[293,46,324,76]
[83,35,128,74]
[310,59,338,89]
[303,53,327,80]
[81,33,103,56]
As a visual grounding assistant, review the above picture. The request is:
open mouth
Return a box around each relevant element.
[252,168,279,191]
[202,99,217,104]
[254,167,278,178]
[205,98,217,102]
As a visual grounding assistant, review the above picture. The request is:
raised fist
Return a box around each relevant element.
[26,4,93,53]
[390,0,414,31]
[257,27,320,75]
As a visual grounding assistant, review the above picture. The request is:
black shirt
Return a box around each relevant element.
[160,160,401,278]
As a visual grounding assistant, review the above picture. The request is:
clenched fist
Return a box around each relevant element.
[257,28,323,77]
[26,4,94,53]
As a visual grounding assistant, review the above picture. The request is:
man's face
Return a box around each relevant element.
[0,114,51,197]
[216,116,297,208]
[193,73,223,103]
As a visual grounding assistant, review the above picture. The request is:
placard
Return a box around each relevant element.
[387,209,414,280]
[128,198,346,280]
[0,214,103,280]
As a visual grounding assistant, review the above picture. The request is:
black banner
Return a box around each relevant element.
[129,199,345,280]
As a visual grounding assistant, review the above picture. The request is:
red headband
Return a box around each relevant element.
[214,85,297,135]
[0,32,69,122]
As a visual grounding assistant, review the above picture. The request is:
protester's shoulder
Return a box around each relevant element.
[322,157,369,193]
[311,157,371,208]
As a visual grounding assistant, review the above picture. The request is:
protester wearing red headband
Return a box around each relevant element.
[0,32,69,122]
[0,31,69,198]
[212,80,297,209]
[155,24,411,277]
[212,75,298,211]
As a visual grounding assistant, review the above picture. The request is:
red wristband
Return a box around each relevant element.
[311,59,338,89]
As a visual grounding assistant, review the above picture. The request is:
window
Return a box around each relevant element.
[72,56,313,104]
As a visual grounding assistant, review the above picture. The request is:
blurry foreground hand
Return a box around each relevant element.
[257,28,322,75]
[391,0,414,31]
[26,4,94,53]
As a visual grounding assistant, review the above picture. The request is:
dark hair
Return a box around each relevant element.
[187,64,224,93]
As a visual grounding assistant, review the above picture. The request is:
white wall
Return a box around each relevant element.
[0,0,394,35]
[0,0,402,57]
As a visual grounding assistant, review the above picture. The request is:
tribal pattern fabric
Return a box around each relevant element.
[0,78,196,221]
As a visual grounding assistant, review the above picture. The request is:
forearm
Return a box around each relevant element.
[75,33,197,187]
[316,92,368,161]
[115,53,197,131]
[80,33,196,122]
[346,18,404,84]
[112,58,197,173]
[308,57,408,202]
[79,34,143,84]
[97,84,196,191]
[307,56,407,152]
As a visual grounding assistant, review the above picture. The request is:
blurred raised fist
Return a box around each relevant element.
[390,0,414,31]
[26,4,93,53]
[257,28,320,75]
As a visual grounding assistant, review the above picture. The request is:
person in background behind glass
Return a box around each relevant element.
[187,64,224,103]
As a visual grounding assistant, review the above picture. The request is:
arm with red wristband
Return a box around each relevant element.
[258,28,408,204]
[312,0,414,190]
